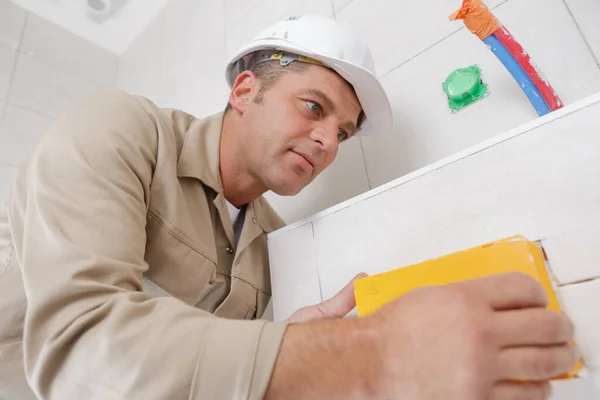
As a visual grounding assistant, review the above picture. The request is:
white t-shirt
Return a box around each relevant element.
[225,200,245,246]
[225,200,241,226]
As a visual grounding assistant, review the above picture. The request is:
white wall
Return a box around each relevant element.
[351,0,600,188]
[267,93,600,398]
[115,0,599,224]
[118,0,230,119]
[9,0,172,55]
[0,0,118,203]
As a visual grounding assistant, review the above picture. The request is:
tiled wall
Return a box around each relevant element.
[2,0,595,224]
[118,0,600,224]
[118,0,230,118]
[0,0,118,203]
[353,0,600,187]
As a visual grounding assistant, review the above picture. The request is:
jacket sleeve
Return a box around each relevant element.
[9,90,288,400]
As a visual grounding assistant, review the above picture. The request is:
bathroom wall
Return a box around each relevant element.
[0,0,118,203]
[118,0,600,224]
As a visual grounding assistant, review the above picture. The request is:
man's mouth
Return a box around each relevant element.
[292,150,315,173]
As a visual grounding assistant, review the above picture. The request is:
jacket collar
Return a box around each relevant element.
[176,112,282,233]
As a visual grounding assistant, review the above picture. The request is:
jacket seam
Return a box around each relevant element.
[147,208,217,264]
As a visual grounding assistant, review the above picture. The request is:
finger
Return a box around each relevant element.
[318,272,368,318]
[489,381,551,400]
[498,344,579,381]
[493,309,574,348]
[464,272,548,311]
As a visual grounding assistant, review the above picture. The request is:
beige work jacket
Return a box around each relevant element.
[0,90,288,399]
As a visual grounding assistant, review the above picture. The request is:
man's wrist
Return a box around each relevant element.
[265,316,378,399]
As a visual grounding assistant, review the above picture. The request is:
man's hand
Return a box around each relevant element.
[266,272,579,400]
[286,272,367,323]
[361,272,578,400]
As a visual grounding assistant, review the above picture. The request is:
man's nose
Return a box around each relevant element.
[309,124,339,154]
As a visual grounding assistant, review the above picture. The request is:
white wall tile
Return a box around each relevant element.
[20,14,118,87]
[162,0,226,79]
[360,27,530,188]
[261,299,274,321]
[157,0,229,117]
[0,163,16,205]
[559,279,600,371]
[226,0,334,59]
[10,53,101,119]
[494,0,600,106]
[337,0,504,77]
[543,225,600,285]
[0,45,17,100]
[0,0,27,49]
[565,0,600,64]
[118,0,230,117]
[332,0,353,13]
[550,378,599,400]
[268,222,322,321]
[264,136,370,224]
[269,96,600,393]
[117,11,164,102]
[0,105,54,166]
[361,0,600,188]
[225,0,266,27]
[155,71,230,118]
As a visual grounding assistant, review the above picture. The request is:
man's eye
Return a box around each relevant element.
[306,101,322,115]
[337,130,349,142]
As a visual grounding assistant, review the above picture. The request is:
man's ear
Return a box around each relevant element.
[228,71,259,114]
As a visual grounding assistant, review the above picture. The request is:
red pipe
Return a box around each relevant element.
[493,26,563,111]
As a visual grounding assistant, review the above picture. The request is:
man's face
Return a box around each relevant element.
[237,64,362,196]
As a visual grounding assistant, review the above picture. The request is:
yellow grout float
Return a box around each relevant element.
[354,235,583,380]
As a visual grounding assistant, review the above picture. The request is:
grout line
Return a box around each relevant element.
[18,12,114,89]
[4,103,55,122]
[336,0,355,15]
[0,101,5,125]
[558,276,600,288]
[157,11,165,85]
[222,0,229,58]
[561,0,600,69]
[358,137,373,190]
[16,8,29,52]
[378,0,509,80]
[492,0,510,9]
[0,161,16,169]
[1,13,29,125]
[331,1,337,20]
[379,26,465,79]
[311,223,324,302]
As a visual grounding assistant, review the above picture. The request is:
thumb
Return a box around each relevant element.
[317,272,368,318]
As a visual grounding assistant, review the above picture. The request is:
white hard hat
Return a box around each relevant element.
[225,15,393,136]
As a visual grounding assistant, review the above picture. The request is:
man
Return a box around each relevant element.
[0,15,577,400]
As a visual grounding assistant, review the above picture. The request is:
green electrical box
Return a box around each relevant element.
[443,65,489,112]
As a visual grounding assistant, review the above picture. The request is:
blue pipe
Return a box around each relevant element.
[483,34,551,117]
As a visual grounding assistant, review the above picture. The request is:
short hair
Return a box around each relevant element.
[224,60,310,112]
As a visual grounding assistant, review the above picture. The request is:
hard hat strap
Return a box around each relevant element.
[268,51,324,67]
[232,49,325,78]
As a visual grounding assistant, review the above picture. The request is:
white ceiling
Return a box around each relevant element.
[10,0,172,54]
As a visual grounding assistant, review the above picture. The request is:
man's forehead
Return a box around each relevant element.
[297,67,360,103]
